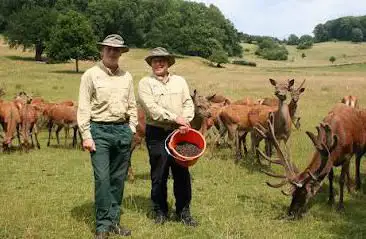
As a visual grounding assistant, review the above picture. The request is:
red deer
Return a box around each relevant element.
[206,94,231,104]
[0,101,21,151]
[256,104,366,218]
[341,95,359,109]
[46,105,81,148]
[19,103,42,152]
[261,79,305,130]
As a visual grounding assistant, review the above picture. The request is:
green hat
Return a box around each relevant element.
[145,47,175,67]
[98,34,129,53]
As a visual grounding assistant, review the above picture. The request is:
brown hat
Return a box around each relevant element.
[145,47,175,67]
[98,34,129,53]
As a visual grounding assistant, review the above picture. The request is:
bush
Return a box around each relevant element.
[255,38,288,61]
[296,41,313,49]
[329,56,336,64]
[301,53,306,58]
[232,60,257,67]
[208,49,229,67]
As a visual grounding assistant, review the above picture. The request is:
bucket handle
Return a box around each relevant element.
[164,130,178,159]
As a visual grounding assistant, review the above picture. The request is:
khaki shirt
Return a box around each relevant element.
[77,61,138,140]
[138,74,194,129]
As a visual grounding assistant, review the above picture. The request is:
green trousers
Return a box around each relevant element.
[90,122,132,232]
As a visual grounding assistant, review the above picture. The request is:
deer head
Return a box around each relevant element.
[290,79,306,103]
[192,89,212,118]
[269,78,294,102]
[255,113,338,219]
[15,91,32,104]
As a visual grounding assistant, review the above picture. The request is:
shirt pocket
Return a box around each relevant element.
[93,80,110,103]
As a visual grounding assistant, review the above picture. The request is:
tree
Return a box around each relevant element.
[208,48,228,67]
[296,34,313,49]
[46,10,98,72]
[351,28,363,42]
[329,56,336,64]
[255,38,289,61]
[4,6,58,61]
[287,34,299,45]
[301,53,306,58]
[313,24,329,42]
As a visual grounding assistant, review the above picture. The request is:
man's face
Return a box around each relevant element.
[151,57,169,76]
[101,46,123,64]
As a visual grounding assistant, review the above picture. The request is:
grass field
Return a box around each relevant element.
[1,37,366,239]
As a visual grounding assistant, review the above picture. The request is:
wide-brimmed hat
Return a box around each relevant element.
[97,34,129,53]
[145,47,175,67]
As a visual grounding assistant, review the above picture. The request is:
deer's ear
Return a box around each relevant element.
[288,79,295,87]
[269,78,276,86]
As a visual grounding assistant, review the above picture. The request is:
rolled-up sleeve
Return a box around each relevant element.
[77,71,93,140]
[138,79,177,122]
[127,76,138,133]
[181,79,194,122]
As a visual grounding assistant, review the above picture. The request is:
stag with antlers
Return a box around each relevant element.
[256,103,366,218]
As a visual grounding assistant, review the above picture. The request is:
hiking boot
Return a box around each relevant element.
[154,211,168,225]
[109,223,131,236]
[178,208,198,227]
[95,231,109,239]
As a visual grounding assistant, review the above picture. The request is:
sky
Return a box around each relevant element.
[191,0,366,39]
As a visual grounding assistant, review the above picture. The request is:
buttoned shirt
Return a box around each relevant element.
[77,61,137,140]
[138,74,194,130]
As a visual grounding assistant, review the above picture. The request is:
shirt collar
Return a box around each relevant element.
[153,73,171,84]
[98,61,123,76]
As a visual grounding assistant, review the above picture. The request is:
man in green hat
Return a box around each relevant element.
[138,47,198,227]
[77,34,137,239]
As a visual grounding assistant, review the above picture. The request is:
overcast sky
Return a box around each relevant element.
[191,0,366,39]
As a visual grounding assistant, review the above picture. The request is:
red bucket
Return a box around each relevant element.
[166,128,206,167]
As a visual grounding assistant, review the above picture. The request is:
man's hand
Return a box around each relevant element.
[83,138,96,152]
[175,116,190,127]
[178,125,189,134]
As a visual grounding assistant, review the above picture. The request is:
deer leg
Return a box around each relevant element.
[337,163,349,212]
[234,130,242,164]
[328,168,335,205]
[34,125,40,149]
[47,121,53,147]
[72,127,77,148]
[240,131,248,155]
[355,153,362,191]
[55,125,62,145]
[64,127,69,147]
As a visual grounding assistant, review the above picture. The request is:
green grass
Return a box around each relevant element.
[1,38,366,239]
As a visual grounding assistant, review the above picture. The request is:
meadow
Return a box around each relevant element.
[1,37,366,239]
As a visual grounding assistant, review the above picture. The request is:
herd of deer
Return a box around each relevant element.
[0,89,80,152]
[0,79,365,219]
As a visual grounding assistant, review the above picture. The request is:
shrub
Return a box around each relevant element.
[329,56,336,64]
[232,60,257,67]
[208,49,229,67]
[301,53,306,58]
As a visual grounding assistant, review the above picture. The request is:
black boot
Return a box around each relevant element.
[177,207,198,227]
[109,223,131,236]
[154,211,168,225]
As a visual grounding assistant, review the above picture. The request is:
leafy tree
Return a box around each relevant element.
[329,56,336,64]
[208,48,228,67]
[287,34,299,45]
[296,34,313,49]
[313,24,329,42]
[351,28,363,42]
[255,38,288,61]
[46,10,98,72]
[4,6,58,61]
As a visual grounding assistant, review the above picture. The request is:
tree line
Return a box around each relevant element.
[0,0,243,71]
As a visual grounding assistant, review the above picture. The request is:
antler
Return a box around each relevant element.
[305,123,338,178]
[297,79,306,90]
[255,113,299,192]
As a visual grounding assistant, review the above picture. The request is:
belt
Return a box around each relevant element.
[91,121,127,125]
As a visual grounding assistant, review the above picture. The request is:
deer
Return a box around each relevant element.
[206,93,231,104]
[0,100,21,152]
[341,95,359,109]
[256,103,366,218]
[19,103,42,152]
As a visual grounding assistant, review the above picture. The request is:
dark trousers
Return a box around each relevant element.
[90,122,133,232]
[145,124,192,215]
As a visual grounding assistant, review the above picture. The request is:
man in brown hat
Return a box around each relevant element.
[77,34,137,239]
[138,47,198,227]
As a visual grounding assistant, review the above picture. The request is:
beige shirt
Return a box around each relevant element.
[138,74,194,129]
[77,61,138,140]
